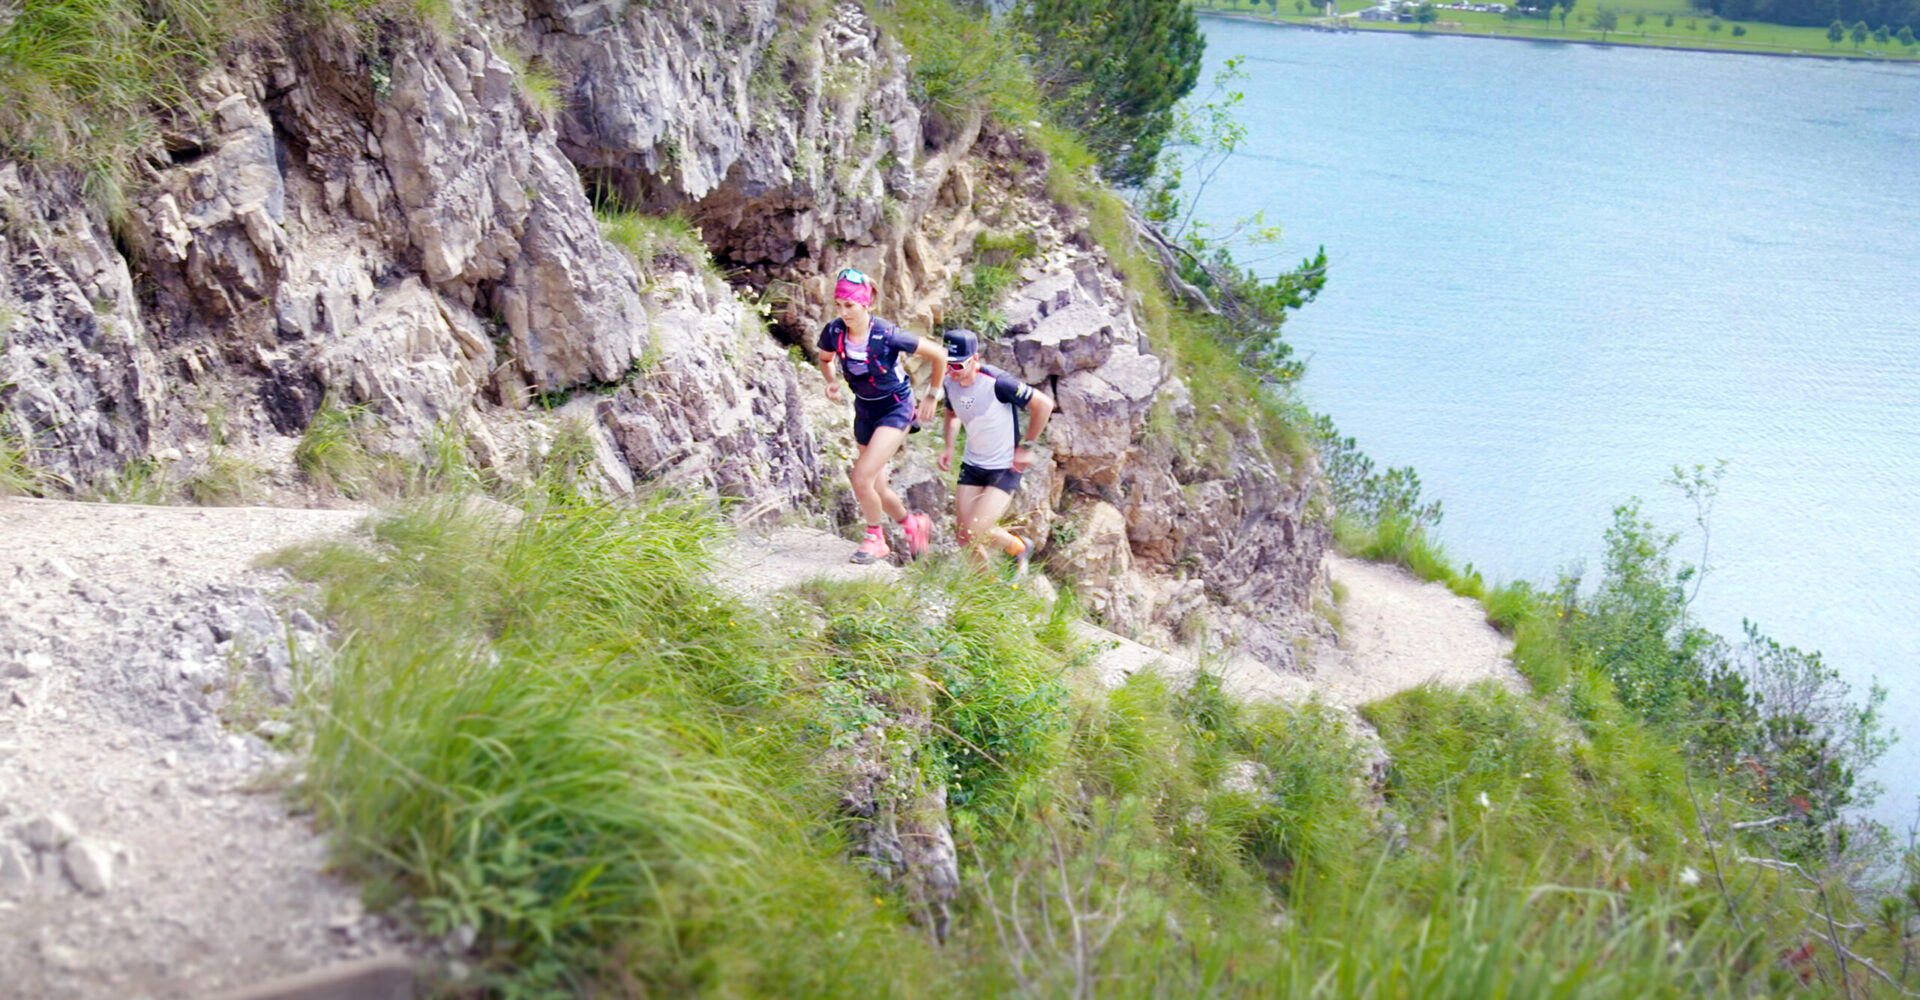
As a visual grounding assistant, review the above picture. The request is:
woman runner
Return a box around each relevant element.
[816,267,945,564]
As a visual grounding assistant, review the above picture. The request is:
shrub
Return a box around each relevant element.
[1016,0,1203,186]
[1310,414,1442,529]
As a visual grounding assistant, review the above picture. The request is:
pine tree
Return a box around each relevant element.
[1017,0,1204,187]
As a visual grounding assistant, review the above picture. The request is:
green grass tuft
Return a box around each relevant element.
[0,413,53,496]
[0,0,257,206]
[182,448,259,505]
[596,207,715,288]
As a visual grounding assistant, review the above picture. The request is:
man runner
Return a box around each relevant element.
[937,329,1055,574]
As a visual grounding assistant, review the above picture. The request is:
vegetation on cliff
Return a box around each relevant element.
[274,478,1915,997]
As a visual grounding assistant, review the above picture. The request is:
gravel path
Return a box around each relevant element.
[1309,552,1522,706]
[0,497,409,1000]
[720,528,1524,719]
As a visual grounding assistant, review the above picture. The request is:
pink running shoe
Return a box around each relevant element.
[850,529,890,565]
[903,512,932,558]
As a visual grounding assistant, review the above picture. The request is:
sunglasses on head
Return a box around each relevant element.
[837,267,870,285]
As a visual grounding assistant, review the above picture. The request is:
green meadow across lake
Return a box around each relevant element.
[1192,0,1920,59]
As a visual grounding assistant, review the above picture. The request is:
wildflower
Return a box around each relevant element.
[1679,866,1701,887]
[1477,790,1491,809]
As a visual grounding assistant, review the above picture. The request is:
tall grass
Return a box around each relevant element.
[276,487,1893,996]
[0,0,252,209]
[1267,847,1769,999]
[284,497,941,995]
[596,207,715,288]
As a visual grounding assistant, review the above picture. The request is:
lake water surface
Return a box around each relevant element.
[1185,18,1920,830]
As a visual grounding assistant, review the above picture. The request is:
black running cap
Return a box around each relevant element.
[943,328,979,362]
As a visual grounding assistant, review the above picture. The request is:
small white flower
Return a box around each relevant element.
[1477,790,1491,809]
[1678,866,1701,887]
[1521,772,1533,779]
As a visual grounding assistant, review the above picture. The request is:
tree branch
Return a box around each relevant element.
[1127,212,1216,313]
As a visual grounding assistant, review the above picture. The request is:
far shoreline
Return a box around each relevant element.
[1196,8,1920,64]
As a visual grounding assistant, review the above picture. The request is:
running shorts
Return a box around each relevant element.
[853,391,916,446]
[958,462,1023,494]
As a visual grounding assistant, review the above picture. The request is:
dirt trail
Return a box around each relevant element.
[0,502,1518,997]
[719,528,1523,717]
[0,497,402,1000]
[1308,553,1522,705]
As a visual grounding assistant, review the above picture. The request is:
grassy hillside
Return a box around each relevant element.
[270,488,1913,997]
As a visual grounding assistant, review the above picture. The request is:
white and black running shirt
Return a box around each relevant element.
[943,364,1034,470]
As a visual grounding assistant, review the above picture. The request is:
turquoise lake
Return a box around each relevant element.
[1186,17,1920,830]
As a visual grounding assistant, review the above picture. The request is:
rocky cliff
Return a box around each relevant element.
[0,0,1326,673]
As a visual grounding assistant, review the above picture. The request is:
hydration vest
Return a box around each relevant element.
[829,317,912,401]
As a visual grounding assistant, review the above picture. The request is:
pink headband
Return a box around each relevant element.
[833,277,873,306]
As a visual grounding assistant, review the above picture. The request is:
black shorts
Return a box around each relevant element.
[958,462,1023,494]
[852,391,915,446]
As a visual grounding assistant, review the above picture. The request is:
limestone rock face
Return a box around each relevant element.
[529,0,782,203]
[3,5,827,512]
[833,714,960,942]
[0,0,1326,715]
[368,18,649,392]
[993,254,1161,492]
[594,268,822,505]
[0,166,162,489]
[976,230,1326,662]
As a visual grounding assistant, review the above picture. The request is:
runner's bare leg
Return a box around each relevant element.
[850,425,911,525]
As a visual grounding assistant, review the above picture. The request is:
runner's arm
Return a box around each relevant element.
[910,337,947,422]
[816,325,841,401]
[816,348,841,400]
[1010,385,1053,473]
[939,404,960,471]
[1020,388,1054,444]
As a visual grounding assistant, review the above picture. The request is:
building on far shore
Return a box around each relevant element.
[1357,0,1509,18]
